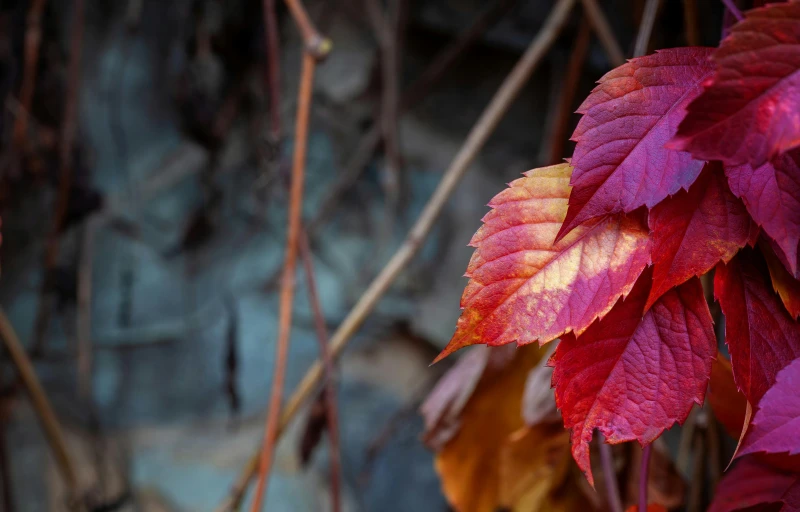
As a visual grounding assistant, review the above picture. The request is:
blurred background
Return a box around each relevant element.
[0,0,728,510]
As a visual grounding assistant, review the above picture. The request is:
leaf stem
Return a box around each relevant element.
[598,435,623,512]
[721,0,743,21]
[640,443,652,512]
[633,0,661,57]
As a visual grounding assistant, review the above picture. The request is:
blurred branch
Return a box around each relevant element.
[549,16,590,164]
[12,0,47,152]
[633,0,661,57]
[249,51,317,512]
[639,443,651,512]
[284,0,332,58]
[682,0,699,46]
[0,309,78,498]
[598,433,623,512]
[32,0,86,355]
[76,219,95,399]
[721,0,743,21]
[308,0,520,236]
[580,0,625,66]
[299,229,341,512]
[222,0,577,506]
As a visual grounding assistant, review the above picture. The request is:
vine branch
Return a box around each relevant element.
[220,0,577,506]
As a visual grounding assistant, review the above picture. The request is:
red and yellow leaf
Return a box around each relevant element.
[552,268,715,485]
[647,163,755,308]
[671,2,800,167]
[725,151,800,277]
[715,250,800,406]
[709,456,800,512]
[557,48,714,238]
[437,164,651,361]
[764,240,800,319]
[739,358,800,459]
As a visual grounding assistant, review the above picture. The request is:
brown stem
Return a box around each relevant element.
[299,229,342,512]
[12,0,47,152]
[580,0,625,66]
[0,309,78,496]
[283,0,332,59]
[77,219,95,399]
[264,0,282,138]
[682,0,699,46]
[32,0,86,355]
[220,1,576,507]
[249,52,317,512]
[366,0,403,254]
[549,16,591,164]
[633,0,661,57]
[598,433,623,512]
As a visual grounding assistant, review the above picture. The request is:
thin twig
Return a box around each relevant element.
[721,0,743,21]
[639,443,652,512]
[12,0,47,152]
[0,309,78,496]
[264,0,281,139]
[32,0,85,355]
[549,16,591,164]
[687,421,706,512]
[284,0,332,58]
[365,0,403,255]
[580,0,625,67]
[76,219,95,398]
[682,0,699,46]
[250,52,317,512]
[598,434,623,512]
[633,0,661,57]
[220,1,576,507]
[299,229,341,512]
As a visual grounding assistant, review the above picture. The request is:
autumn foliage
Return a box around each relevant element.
[425,2,800,511]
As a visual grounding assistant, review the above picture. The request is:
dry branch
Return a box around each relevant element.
[633,0,661,57]
[0,309,78,497]
[581,0,625,66]
[220,0,577,506]
[249,51,318,512]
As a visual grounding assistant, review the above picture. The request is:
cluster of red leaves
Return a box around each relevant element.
[436,2,800,510]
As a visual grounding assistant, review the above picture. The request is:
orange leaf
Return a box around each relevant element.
[437,163,651,361]
[430,345,586,512]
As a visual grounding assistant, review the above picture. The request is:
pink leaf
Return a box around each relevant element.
[739,357,800,458]
[557,48,714,238]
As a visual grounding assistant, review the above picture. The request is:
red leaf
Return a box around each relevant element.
[764,240,800,319]
[709,456,799,512]
[557,48,714,238]
[725,151,800,276]
[552,268,715,485]
[670,3,800,167]
[739,357,800,459]
[647,163,755,308]
[715,250,800,406]
[436,164,651,362]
